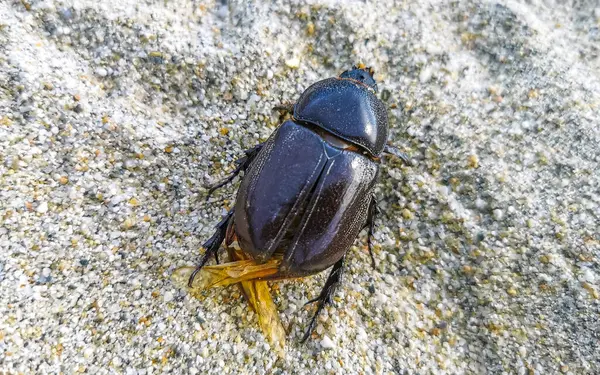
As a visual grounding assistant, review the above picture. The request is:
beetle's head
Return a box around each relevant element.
[340,65,378,93]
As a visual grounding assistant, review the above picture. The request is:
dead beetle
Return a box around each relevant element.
[189,66,410,341]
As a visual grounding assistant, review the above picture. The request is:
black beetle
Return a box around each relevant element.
[189,66,410,341]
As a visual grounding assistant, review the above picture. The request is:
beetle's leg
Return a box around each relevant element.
[205,143,264,201]
[188,209,235,287]
[383,144,412,166]
[205,162,245,201]
[301,255,345,343]
[272,103,294,115]
[272,103,295,123]
[365,196,379,269]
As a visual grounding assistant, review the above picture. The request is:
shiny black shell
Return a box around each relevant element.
[233,120,379,277]
[293,78,388,156]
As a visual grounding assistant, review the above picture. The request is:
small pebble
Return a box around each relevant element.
[36,202,48,213]
[320,336,335,350]
[112,356,122,367]
[95,67,108,77]
[493,209,504,221]
[163,291,174,302]
[285,57,300,69]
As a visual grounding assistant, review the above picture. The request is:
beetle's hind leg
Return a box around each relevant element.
[205,143,264,201]
[188,209,235,287]
[301,255,345,343]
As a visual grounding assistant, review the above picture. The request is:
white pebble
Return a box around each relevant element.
[83,346,94,359]
[475,198,487,210]
[580,268,596,283]
[216,5,229,19]
[113,356,122,367]
[110,195,126,206]
[419,66,433,83]
[493,209,504,221]
[376,292,388,305]
[36,202,48,213]
[320,335,335,350]
[285,57,300,69]
[95,67,108,77]
[519,346,527,357]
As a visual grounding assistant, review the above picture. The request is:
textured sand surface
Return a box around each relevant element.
[1,0,599,374]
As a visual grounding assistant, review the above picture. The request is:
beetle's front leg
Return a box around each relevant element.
[365,196,380,269]
[188,209,235,287]
[272,102,294,115]
[383,144,412,166]
[300,255,345,343]
[272,102,295,124]
[205,143,264,201]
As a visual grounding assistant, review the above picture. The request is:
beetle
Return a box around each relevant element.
[189,66,410,342]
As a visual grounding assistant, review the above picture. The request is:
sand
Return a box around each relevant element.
[1,0,599,374]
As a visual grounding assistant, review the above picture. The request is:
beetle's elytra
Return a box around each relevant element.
[189,66,409,341]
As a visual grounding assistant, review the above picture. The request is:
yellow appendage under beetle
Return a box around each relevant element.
[171,247,286,358]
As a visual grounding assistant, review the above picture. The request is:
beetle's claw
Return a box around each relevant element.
[304,290,331,306]
[300,316,318,343]
[187,250,211,287]
[300,292,335,343]
[205,162,246,201]
[366,195,378,269]
[299,256,345,344]
[188,210,235,287]
[367,235,377,269]
[383,145,413,166]
[368,247,376,269]
[204,143,264,201]
[205,184,222,202]
[397,153,412,166]
[272,103,294,115]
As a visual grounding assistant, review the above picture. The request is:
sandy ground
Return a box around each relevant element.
[1,0,599,374]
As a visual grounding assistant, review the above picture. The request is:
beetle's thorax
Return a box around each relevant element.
[306,124,360,152]
[319,130,358,151]
[293,77,389,157]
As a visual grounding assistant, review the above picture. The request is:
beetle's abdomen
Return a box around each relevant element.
[281,140,378,275]
[234,120,329,263]
[233,120,378,276]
